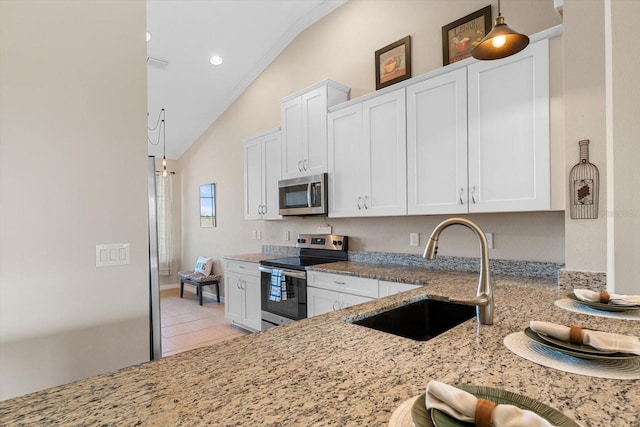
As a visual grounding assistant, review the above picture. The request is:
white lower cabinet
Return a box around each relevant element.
[224,260,261,331]
[378,280,420,297]
[307,271,378,317]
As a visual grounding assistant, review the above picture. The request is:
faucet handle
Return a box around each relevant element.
[448,295,490,306]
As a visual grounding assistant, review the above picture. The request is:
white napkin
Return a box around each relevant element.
[530,320,640,355]
[573,289,640,306]
[425,381,555,427]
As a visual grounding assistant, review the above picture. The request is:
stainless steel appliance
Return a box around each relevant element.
[147,156,162,359]
[259,234,348,329]
[278,173,328,216]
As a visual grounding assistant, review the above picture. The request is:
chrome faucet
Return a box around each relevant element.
[423,217,494,325]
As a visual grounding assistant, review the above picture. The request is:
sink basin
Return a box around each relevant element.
[351,298,475,341]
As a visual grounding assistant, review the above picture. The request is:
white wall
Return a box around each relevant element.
[178,0,565,278]
[0,0,149,400]
[605,0,640,293]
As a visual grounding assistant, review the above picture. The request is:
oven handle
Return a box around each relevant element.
[259,266,307,280]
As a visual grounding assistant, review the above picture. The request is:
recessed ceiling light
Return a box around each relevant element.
[146,32,151,42]
[209,55,223,66]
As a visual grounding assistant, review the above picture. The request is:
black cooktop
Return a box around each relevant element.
[261,256,340,270]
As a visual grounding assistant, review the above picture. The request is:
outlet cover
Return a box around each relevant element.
[410,233,419,247]
[485,232,494,249]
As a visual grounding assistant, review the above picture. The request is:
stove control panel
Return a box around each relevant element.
[296,234,348,251]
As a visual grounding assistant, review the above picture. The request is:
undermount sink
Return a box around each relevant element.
[351,298,475,341]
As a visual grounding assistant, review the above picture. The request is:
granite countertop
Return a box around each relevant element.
[1,266,639,426]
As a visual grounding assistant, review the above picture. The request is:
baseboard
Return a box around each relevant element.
[160,283,180,290]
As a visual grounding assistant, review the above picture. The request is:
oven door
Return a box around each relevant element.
[259,266,307,325]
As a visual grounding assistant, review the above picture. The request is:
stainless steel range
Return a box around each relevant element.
[259,234,348,330]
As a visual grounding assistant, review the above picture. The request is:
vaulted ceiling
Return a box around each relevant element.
[146,0,346,160]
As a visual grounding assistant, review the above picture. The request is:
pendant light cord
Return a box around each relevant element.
[147,108,165,146]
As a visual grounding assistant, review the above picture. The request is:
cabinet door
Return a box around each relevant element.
[302,86,328,176]
[407,68,468,215]
[468,39,550,212]
[338,292,374,310]
[362,88,407,216]
[224,271,243,323]
[243,137,263,220]
[307,286,340,317]
[241,273,262,331]
[262,131,282,220]
[281,96,303,179]
[328,104,363,217]
[379,280,420,297]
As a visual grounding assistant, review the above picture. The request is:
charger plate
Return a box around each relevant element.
[555,299,640,320]
[410,386,581,427]
[504,332,640,379]
[567,293,640,312]
[524,327,639,360]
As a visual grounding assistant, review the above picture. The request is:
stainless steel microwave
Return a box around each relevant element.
[278,173,328,216]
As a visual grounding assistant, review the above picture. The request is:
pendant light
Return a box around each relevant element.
[472,0,529,60]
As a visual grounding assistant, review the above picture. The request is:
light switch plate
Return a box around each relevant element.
[96,243,130,267]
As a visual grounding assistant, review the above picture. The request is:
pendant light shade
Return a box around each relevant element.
[472,3,529,60]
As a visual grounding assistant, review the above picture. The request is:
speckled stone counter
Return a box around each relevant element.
[1,268,638,426]
[222,252,272,263]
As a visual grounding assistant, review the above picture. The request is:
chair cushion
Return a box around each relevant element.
[194,256,213,275]
[179,271,220,283]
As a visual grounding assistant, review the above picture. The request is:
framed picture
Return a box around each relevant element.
[442,5,492,65]
[199,183,216,227]
[375,35,411,90]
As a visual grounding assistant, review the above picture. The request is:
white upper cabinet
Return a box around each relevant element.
[243,129,281,220]
[328,88,407,217]
[467,39,550,212]
[407,67,468,215]
[281,80,350,180]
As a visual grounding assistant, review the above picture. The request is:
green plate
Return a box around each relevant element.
[534,329,616,355]
[411,385,581,427]
[567,293,640,312]
[524,327,639,360]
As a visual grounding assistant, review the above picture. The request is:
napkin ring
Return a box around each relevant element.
[599,291,610,303]
[475,398,497,427]
[569,325,583,345]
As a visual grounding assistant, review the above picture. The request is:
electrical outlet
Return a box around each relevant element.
[410,233,419,247]
[284,231,290,241]
[485,232,493,249]
[257,231,262,240]
[252,230,257,240]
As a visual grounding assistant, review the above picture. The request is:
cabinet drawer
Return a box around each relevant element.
[225,260,259,276]
[307,271,378,298]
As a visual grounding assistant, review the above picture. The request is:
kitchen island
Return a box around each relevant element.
[1,265,638,426]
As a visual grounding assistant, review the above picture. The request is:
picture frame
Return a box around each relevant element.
[199,183,216,228]
[442,5,492,66]
[375,35,412,90]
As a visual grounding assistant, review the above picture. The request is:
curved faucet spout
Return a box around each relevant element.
[423,217,494,325]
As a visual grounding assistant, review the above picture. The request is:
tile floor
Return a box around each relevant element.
[160,287,249,357]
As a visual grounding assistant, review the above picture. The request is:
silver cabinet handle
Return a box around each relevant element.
[459,187,464,205]
[242,280,246,290]
[262,205,267,214]
[363,195,369,209]
[297,160,303,172]
[236,279,242,289]
[356,196,363,210]
[302,159,308,171]
[332,300,339,311]
[334,280,346,285]
[471,186,477,204]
